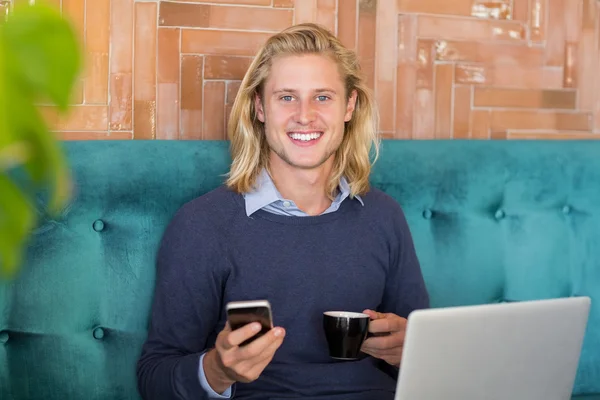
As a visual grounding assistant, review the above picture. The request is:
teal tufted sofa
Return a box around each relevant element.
[1,139,599,399]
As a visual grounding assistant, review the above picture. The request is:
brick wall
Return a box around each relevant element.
[35,0,600,140]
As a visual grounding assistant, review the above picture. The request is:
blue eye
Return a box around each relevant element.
[281,95,293,101]
[317,95,330,101]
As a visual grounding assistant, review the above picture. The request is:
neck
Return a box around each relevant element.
[268,154,336,216]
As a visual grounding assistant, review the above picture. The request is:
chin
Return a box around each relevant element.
[287,154,334,170]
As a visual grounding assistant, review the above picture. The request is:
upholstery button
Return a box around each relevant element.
[562,205,571,215]
[495,209,505,220]
[93,220,105,232]
[422,209,432,219]
[0,331,8,344]
[93,327,105,340]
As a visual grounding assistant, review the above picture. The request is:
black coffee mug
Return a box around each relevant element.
[323,311,370,360]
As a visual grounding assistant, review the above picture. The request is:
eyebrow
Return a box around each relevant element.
[273,88,338,95]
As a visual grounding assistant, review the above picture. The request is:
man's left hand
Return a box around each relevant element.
[360,309,406,367]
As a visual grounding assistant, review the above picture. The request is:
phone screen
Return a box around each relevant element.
[227,306,272,346]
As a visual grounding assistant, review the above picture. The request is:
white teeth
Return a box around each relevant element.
[289,132,322,141]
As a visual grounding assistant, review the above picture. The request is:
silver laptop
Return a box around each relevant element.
[394,296,591,400]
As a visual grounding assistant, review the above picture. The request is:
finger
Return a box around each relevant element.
[361,343,403,366]
[362,333,404,351]
[239,340,280,382]
[362,309,380,320]
[360,344,395,360]
[233,332,285,382]
[368,316,406,334]
[237,327,285,360]
[360,346,386,359]
[225,322,263,349]
[252,330,286,364]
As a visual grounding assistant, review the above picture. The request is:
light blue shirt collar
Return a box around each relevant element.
[243,169,364,217]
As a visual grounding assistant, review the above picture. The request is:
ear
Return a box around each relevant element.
[255,94,265,123]
[344,90,358,122]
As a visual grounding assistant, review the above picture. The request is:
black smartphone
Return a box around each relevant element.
[226,300,274,346]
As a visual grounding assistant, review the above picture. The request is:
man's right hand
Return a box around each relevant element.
[203,322,286,394]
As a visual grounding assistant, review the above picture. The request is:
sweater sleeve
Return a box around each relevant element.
[381,202,430,319]
[136,203,232,400]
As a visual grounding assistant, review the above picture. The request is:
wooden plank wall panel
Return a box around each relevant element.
[39,0,598,140]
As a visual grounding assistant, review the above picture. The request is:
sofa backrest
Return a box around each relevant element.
[0,140,598,399]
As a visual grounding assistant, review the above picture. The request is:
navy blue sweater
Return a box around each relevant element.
[136,186,430,400]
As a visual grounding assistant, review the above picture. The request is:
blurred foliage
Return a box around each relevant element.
[0,1,81,279]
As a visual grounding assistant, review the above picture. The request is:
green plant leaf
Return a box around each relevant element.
[1,2,76,212]
[2,2,81,111]
[7,93,72,212]
[0,173,36,279]
[0,10,9,151]
[0,2,80,279]
[25,108,72,213]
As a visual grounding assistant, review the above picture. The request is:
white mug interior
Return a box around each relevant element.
[324,311,369,319]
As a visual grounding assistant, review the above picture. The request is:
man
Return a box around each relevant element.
[136,23,429,400]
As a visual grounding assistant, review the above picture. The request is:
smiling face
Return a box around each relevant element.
[255,53,357,173]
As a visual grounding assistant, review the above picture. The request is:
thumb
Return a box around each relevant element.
[362,309,383,319]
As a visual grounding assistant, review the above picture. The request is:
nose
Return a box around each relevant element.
[294,99,316,125]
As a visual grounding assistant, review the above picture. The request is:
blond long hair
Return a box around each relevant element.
[225,23,380,199]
